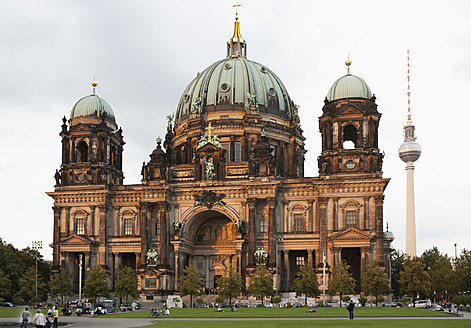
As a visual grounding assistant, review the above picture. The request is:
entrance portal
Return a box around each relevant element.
[341,247,361,293]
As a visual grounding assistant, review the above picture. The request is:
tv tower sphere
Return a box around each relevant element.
[399,131,421,163]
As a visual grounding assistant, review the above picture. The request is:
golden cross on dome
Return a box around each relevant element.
[233,1,241,19]
[205,123,213,136]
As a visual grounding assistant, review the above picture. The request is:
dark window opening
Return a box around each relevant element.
[343,124,357,149]
[77,141,88,162]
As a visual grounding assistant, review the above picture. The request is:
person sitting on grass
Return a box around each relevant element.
[230,305,237,312]
[217,306,223,312]
[163,308,170,316]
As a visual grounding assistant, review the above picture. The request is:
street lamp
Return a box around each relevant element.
[322,250,326,306]
[454,243,457,259]
[31,241,43,299]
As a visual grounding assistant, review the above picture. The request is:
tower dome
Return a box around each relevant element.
[70,80,116,123]
[174,16,296,125]
[326,60,372,101]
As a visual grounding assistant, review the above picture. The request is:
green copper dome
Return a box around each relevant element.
[70,94,115,123]
[175,57,296,125]
[327,74,372,102]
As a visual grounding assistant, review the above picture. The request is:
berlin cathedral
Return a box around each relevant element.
[48,10,393,299]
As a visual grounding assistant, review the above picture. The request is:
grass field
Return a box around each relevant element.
[134,319,471,328]
[0,306,458,319]
[106,306,454,318]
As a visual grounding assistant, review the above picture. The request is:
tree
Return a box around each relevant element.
[83,265,109,304]
[49,270,72,305]
[329,260,355,307]
[216,267,243,305]
[399,256,430,305]
[16,267,47,303]
[293,264,320,305]
[362,260,392,305]
[454,249,471,294]
[179,265,203,308]
[390,250,405,299]
[421,247,453,302]
[0,270,12,302]
[115,266,139,302]
[248,265,274,301]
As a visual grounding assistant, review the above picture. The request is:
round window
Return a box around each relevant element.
[220,83,231,92]
[224,63,232,70]
[183,95,190,103]
[268,88,276,96]
[260,67,267,73]
[346,161,356,170]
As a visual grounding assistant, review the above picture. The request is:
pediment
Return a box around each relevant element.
[196,142,224,153]
[70,123,92,132]
[330,228,372,241]
[60,234,95,246]
[341,105,364,114]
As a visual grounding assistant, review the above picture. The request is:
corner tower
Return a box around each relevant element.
[58,80,125,186]
[318,60,383,177]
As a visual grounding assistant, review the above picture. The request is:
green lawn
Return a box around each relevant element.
[134,320,471,328]
[106,306,454,318]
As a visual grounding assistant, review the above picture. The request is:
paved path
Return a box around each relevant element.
[1,312,469,328]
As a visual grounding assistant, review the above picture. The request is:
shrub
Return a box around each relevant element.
[256,303,265,308]
[342,296,350,303]
[359,297,367,307]
[377,295,385,304]
[195,298,203,304]
[273,296,281,304]
[401,296,411,305]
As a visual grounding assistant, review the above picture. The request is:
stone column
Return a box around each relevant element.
[139,204,148,268]
[318,197,328,261]
[158,202,168,266]
[374,195,385,265]
[307,249,313,267]
[97,205,107,266]
[247,199,257,266]
[363,197,369,230]
[360,246,369,289]
[333,198,339,231]
[52,206,61,270]
[267,198,276,267]
[284,250,290,290]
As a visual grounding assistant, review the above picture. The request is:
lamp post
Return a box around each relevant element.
[31,241,43,299]
[322,250,326,306]
[454,243,457,259]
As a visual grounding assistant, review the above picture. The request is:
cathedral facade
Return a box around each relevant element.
[48,16,393,298]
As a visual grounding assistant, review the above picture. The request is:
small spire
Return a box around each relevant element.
[227,2,246,58]
[156,136,162,145]
[386,222,389,232]
[345,56,352,75]
[91,77,98,95]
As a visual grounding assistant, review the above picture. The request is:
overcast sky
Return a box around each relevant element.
[1,0,469,261]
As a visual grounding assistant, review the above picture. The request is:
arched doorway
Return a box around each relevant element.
[183,210,240,291]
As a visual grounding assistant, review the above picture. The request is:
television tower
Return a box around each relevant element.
[398,50,421,257]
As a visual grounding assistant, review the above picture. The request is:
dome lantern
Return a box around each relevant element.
[227,1,246,58]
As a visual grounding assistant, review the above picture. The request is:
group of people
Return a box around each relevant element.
[21,306,58,328]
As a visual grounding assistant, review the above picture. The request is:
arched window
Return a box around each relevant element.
[73,210,88,235]
[340,200,362,229]
[121,210,136,236]
[289,204,307,233]
[343,124,357,149]
[77,141,88,162]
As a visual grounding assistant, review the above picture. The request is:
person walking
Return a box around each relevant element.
[52,307,59,328]
[20,308,30,328]
[32,309,47,328]
[346,300,355,320]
